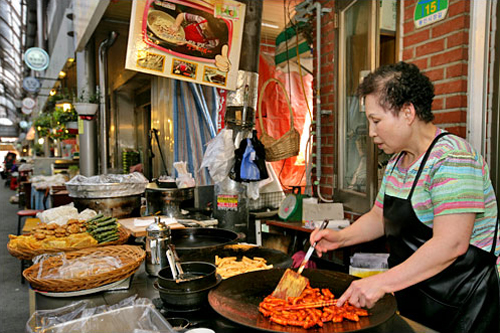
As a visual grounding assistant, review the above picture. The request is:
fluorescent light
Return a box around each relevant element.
[262,22,279,29]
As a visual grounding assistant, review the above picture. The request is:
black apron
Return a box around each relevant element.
[383,132,500,332]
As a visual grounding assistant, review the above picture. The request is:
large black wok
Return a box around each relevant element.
[208,268,397,333]
[177,244,292,269]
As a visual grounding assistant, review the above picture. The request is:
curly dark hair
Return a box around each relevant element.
[357,61,435,122]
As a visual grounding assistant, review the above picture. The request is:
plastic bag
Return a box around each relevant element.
[230,131,269,182]
[174,161,196,188]
[240,139,260,181]
[33,251,124,280]
[26,296,174,333]
[199,128,235,183]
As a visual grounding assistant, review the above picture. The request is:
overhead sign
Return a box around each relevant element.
[125,0,245,90]
[22,97,36,110]
[23,77,41,93]
[414,0,448,28]
[24,47,50,71]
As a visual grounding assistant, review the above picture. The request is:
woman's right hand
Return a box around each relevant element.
[310,228,345,257]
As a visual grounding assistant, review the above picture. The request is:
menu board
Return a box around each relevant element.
[126,0,246,90]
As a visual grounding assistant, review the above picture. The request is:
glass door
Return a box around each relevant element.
[336,0,378,213]
[335,0,398,213]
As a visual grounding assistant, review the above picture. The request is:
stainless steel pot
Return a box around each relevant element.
[145,187,194,217]
[72,195,141,218]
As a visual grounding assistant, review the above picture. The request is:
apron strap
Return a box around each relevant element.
[408,132,451,200]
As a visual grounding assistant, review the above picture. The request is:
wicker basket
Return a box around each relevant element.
[257,78,300,162]
[7,227,130,261]
[23,245,145,292]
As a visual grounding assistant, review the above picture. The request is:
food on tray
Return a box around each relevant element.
[30,219,87,240]
[8,214,121,253]
[259,284,369,329]
[85,214,120,243]
[147,10,185,44]
[39,255,123,279]
[9,233,97,251]
[215,255,273,279]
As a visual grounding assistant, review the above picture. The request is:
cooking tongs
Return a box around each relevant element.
[165,244,185,282]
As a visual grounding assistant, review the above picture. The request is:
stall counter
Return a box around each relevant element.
[30,264,437,333]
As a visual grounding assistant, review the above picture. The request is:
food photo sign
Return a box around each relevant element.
[126,0,245,90]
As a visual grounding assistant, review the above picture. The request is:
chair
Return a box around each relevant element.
[17,209,43,235]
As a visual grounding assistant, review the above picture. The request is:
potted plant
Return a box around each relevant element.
[74,89,100,116]
[53,106,78,129]
[33,112,52,137]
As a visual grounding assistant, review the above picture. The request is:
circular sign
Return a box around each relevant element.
[21,107,33,115]
[23,77,41,93]
[24,47,50,71]
[22,97,36,109]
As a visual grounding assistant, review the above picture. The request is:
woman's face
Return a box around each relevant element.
[365,94,409,155]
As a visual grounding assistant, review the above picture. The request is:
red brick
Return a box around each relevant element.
[404,21,415,34]
[445,94,467,109]
[410,58,428,70]
[431,48,466,66]
[446,63,467,78]
[403,47,415,59]
[424,68,444,82]
[448,0,470,17]
[433,111,466,123]
[435,79,467,94]
[432,97,444,110]
[432,16,468,38]
[404,2,417,21]
[447,31,468,48]
[416,39,445,57]
[444,126,466,137]
[405,29,431,47]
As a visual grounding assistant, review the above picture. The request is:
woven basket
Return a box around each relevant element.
[23,245,145,292]
[7,227,130,261]
[258,78,300,162]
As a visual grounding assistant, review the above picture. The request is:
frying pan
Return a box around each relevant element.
[208,268,397,333]
[171,228,239,260]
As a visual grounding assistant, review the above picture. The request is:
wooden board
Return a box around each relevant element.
[118,216,185,238]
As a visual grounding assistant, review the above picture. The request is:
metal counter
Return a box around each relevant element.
[31,264,438,333]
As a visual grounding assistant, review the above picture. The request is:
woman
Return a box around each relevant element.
[311,62,500,332]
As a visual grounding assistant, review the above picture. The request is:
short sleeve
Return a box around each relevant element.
[430,150,486,216]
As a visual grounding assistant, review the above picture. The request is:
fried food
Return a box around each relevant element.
[215,255,273,279]
[259,284,369,329]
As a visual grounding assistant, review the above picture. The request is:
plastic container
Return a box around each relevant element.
[28,305,175,333]
[349,253,389,278]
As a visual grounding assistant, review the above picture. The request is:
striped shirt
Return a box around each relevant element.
[375,128,499,263]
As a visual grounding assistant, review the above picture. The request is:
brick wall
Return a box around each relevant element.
[313,0,472,200]
[402,0,470,137]
[316,0,336,200]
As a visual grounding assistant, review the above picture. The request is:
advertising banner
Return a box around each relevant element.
[126,0,246,90]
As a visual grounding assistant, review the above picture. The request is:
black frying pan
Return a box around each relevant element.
[208,268,397,333]
[171,228,239,260]
[177,244,293,269]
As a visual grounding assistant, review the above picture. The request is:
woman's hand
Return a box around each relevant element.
[337,274,388,308]
[309,228,345,257]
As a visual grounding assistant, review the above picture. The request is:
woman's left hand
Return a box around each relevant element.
[336,274,387,309]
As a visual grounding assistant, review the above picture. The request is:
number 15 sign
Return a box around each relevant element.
[414,0,449,29]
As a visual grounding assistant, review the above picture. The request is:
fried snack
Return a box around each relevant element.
[8,232,97,251]
[259,284,369,329]
[215,255,273,279]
